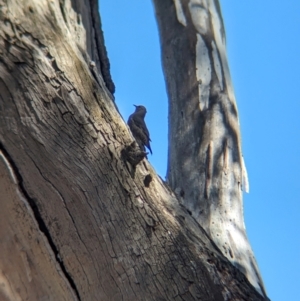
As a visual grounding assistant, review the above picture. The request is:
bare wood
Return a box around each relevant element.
[152,0,266,297]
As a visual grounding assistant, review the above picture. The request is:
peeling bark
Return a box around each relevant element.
[0,0,270,300]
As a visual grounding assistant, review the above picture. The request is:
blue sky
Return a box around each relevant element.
[99,1,300,300]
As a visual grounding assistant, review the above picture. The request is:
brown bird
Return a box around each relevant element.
[127,105,152,154]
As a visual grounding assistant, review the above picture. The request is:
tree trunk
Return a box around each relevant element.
[0,0,269,300]
[152,0,267,297]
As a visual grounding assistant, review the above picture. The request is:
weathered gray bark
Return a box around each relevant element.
[152,0,266,297]
[0,0,270,300]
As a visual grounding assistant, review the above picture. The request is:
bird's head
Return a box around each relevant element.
[134,105,147,116]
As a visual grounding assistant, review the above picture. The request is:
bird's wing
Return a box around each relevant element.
[128,114,152,154]
[135,118,152,154]
[132,116,150,140]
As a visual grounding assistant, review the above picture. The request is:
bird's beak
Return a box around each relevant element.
[133,105,137,107]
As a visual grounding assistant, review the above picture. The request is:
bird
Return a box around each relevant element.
[127,105,152,154]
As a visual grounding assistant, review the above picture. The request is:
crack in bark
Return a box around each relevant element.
[27,154,99,287]
[58,0,68,26]
[89,0,115,95]
[0,141,81,301]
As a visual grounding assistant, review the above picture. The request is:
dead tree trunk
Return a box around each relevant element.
[0,0,269,300]
[152,0,267,297]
